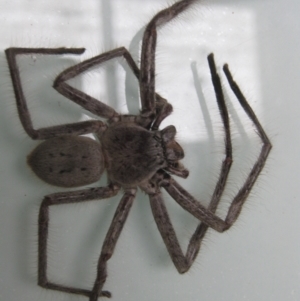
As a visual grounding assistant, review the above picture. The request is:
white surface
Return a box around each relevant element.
[0,0,299,301]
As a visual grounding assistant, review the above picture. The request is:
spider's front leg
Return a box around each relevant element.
[149,54,271,273]
[164,55,272,233]
[139,0,197,121]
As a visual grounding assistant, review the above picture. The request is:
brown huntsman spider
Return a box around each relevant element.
[5,0,272,300]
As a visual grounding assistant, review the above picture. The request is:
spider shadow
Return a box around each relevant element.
[125,27,145,114]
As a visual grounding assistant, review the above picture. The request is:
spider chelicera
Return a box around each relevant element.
[5,0,272,300]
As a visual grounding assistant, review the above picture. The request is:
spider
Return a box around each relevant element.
[5,0,272,300]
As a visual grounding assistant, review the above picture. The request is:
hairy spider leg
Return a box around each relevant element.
[38,184,122,299]
[5,48,107,140]
[149,55,271,273]
[182,53,234,264]
[53,47,172,130]
[139,0,197,116]
[53,47,172,129]
[89,189,136,301]
[53,48,124,120]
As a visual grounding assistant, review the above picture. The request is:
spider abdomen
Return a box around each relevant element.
[100,122,166,187]
[27,136,104,187]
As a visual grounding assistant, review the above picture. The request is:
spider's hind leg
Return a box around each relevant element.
[89,189,136,301]
[38,185,120,299]
[5,47,106,140]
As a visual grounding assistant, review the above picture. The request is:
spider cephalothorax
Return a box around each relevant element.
[100,122,187,188]
[5,0,271,300]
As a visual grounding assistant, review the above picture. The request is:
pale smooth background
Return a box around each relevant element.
[0,1,299,301]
